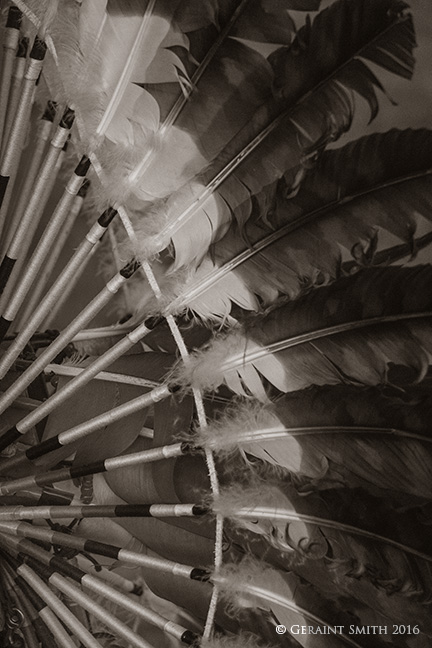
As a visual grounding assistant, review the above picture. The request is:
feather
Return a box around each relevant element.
[135,128,432,321]
[215,483,432,628]
[177,265,432,399]
[214,483,432,561]
[216,557,369,648]
[195,384,432,501]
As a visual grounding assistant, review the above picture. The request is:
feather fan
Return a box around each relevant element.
[1,1,432,647]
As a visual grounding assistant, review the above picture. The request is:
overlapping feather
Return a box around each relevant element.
[177,265,432,399]
[196,384,432,501]
[38,0,417,271]
[40,0,309,204]
[131,0,416,268]
[134,128,432,321]
[216,484,432,634]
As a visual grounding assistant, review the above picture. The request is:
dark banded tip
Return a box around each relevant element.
[75,156,91,177]
[180,630,200,646]
[168,383,182,395]
[180,442,197,455]
[17,36,29,57]
[62,135,71,152]
[70,461,106,479]
[131,583,143,596]
[120,258,140,279]
[30,37,47,61]
[78,178,90,198]
[192,504,209,517]
[0,549,19,568]
[84,540,119,560]
[26,436,62,460]
[50,556,83,582]
[190,567,211,582]
[0,426,20,453]
[6,7,22,29]
[17,577,45,612]
[59,107,75,130]
[144,315,164,330]
[23,556,54,580]
[98,206,118,228]
[39,487,74,507]
[0,175,10,208]
[0,315,12,342]
[114,504,150,518]
[0,254,16,296]
[42,100,57,122]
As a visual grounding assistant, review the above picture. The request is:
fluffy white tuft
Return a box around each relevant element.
[170,330,246,392]
[194,400,279,452]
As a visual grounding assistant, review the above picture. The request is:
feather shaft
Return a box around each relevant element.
[0,438,185,489]
[0,553,104,648]
[44,363,159,389]
[204,425,432,450]
[96,0,157,139]
[220,312,432,373]
[4,534,199,645]
[0,8,22,152]
[0,202,114,369]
